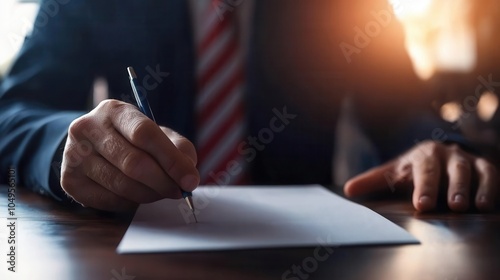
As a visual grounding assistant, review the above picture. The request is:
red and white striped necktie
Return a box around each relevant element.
[194,1,247,185]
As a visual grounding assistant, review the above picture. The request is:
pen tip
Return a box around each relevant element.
[127,67,137,79]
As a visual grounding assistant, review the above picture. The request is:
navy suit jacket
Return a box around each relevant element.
[0,0,450,200]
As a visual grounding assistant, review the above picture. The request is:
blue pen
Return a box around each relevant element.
[127,67,197,223]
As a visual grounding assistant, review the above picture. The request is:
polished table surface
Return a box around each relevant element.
[0,185,499,280]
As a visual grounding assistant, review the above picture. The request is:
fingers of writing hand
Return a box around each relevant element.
[104,100,200,191]
[61,172,138,212]
[67,116,181,198]
[69,100,199,193]
[82,154,170,203]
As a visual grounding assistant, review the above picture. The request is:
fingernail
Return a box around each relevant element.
[454,194,465,203]
[181,174,199,191]
[479,195,488,204]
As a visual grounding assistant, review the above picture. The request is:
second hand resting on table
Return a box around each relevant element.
[345,141,498,212]
[60,99,497,212]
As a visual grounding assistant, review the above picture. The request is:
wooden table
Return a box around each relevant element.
[1,185,499,280]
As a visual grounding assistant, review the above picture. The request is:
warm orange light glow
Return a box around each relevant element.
[440,102,462,123]
[477,92,499,122]
[390,0,476,80]
[390,0,433,19]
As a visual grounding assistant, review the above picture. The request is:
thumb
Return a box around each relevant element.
[344,161,397,197]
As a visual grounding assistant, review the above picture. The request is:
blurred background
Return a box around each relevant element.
[0,0,38,77]
[1,0,499,167]
[391,0,500,165]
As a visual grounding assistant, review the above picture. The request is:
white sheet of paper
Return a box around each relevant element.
[117,185,418,253]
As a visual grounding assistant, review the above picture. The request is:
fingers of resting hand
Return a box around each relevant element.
[474,158,497,211]
[61,172,138,212]
[344,141,498,213]
[411,152,441,212]
[107,101,199,191]
[446,149,472,212]
[82,154,171,203]
[351,141,445,212]
[344,161,396,197]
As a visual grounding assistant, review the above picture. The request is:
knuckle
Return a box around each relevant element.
[419,152,438,165]
[101,135,126,157]
[98,99,133,123]
[98,99,122,111]
[88,160,109,184]
[428,154,440,164]
[62,142,77,157]
[477,159,497,174]
[396,160,411,174]
[121,150,143,179]
[409,149,426,164]
[454,159,471,172]
[426,141,441,155]
[128,119,154,146]
[68,116,93,137]
[411,142,439,161]
[419,140,437,149]
[421,140,437,148]
[98,167,125,194]
[397,153,411,166]
[448,144,462,153]
[62,146,82,168]
[415,141,443,160]
[422,163,438,177]
[116,102,141,122]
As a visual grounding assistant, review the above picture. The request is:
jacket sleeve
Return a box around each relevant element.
[0,0,94,200]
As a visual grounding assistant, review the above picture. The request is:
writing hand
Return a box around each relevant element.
[60,100,199,211]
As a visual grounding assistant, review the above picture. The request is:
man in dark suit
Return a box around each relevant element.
[0,0,497,212]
